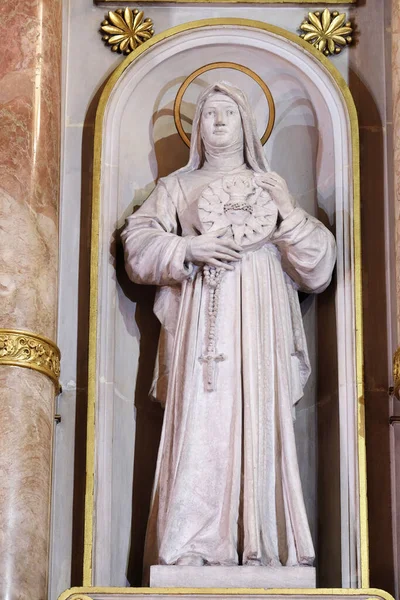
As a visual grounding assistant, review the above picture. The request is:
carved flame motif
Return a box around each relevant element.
[300,9,353,57]
[100,8,154,54]
[198,175,278,247]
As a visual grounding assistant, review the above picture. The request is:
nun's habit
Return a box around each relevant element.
[122,82,336,571]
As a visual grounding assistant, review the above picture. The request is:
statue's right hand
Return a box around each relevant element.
[185,230,243,271]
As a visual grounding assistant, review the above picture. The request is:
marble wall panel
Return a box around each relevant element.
[348,0,396,594]
[394,7,400,342]
[394,0,400,34]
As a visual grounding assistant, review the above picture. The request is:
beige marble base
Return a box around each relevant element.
[59,593,389,600]
[59,590,390,600]
[150,566,316,589]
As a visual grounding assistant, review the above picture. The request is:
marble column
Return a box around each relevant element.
[0,0,62,599]
[394,2,400,314]
[394,2,400,340]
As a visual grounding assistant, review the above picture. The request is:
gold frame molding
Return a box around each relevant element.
[95,1,357,4]
[59,588,392,600]
[173,61,276,147]
[87,17,365,590]
[0,328,61,389]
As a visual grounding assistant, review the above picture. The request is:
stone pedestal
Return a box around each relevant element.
[150,566,316,589]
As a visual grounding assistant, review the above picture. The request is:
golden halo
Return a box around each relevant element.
[173,61,276,148]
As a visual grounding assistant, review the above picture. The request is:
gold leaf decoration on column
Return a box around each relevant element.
[0,329,61,389]
[100,7,154,54]
[299,9,353,56]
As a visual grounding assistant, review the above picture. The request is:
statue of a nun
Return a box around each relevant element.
[122,82,336,571]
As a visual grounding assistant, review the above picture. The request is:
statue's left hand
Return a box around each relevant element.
[255,172,295,220]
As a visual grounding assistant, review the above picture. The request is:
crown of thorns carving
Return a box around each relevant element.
[224,201,253,214]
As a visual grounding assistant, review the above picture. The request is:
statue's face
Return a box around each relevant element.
[200,93,243,148]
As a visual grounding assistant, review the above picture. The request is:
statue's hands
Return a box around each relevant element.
[255,172,295,220]
[186,229,242,271]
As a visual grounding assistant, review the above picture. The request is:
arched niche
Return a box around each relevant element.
[85,19,365,591]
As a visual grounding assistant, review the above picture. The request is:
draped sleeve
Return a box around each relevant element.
[272,207,336,294]
[121,178,193,286]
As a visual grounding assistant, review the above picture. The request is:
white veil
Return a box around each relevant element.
[177,81,271,174]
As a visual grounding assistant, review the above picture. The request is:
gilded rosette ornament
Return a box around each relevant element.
[300,9,353,56]
[100,8,154,54]
[0,329,61,389]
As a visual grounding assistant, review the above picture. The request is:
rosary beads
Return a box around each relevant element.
[199,266,226,391]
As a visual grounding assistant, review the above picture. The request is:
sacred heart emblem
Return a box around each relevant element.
[198,173,278,247]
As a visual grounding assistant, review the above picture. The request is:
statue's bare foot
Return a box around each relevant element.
[175,554,205,566]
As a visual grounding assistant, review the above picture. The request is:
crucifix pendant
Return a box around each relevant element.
[201,265,226,392]
[199,351,226,392]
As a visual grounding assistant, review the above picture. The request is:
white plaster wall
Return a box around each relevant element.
[51,4,351,600]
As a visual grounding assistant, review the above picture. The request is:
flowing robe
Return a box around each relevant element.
[122,164,336,569]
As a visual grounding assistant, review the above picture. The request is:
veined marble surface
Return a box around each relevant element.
[0,367,54,600]
[0,0,60,338]
[394,1,400,341]
[0,1,62,599]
